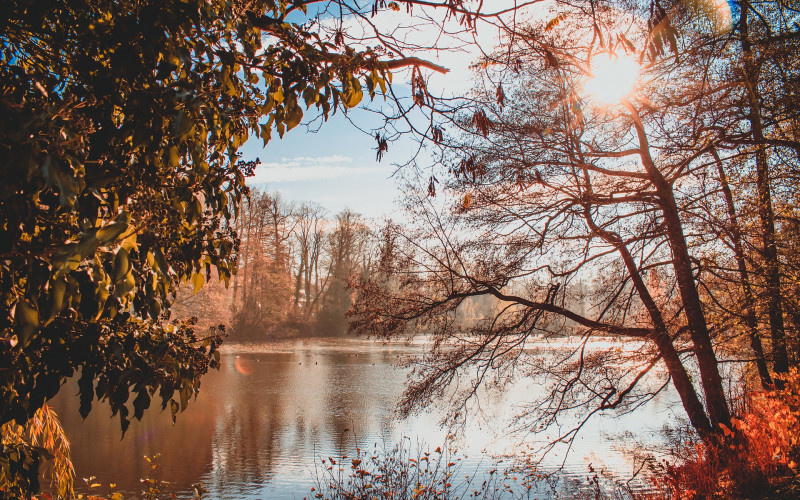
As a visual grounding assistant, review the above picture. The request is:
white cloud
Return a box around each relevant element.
[251,155,381,183]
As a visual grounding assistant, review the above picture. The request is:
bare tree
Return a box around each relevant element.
[291,203,327,318]
[318,209,370,336]
[349,1,788,443]
[230,190,295,336]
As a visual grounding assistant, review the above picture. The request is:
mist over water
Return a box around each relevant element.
[49,338,679,499]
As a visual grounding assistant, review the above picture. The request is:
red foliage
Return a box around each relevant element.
[655,369,800,498]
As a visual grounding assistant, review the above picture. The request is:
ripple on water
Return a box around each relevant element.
[48,337,678,499]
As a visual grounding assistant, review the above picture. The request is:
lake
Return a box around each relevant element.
[48,338,681,498]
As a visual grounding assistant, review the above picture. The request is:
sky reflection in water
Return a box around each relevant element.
[49,338,680,499]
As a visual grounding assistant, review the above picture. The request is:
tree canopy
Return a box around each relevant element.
[0,0,475,491]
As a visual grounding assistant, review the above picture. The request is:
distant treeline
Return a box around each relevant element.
[171,189,377,339]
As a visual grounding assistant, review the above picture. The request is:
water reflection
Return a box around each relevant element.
[48,338,677,498]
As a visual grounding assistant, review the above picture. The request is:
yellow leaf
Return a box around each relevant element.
[285,104,303,130]
[121,230,138,252]
[344,78,363,108]
[463,193,471,209]
[113,248,130,283]
[167,146,180,167]
[192,272,205,295]
[96,222,129,244]
[46,278,67,325]
[273,86,284,104]
[16,299,39,329]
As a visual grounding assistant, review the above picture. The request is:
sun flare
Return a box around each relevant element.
[584,52,641,105]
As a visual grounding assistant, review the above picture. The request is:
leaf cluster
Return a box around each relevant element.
[0,0,400,493]
[0,0,395,423]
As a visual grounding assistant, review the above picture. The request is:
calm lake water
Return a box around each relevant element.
[48,338,680,498]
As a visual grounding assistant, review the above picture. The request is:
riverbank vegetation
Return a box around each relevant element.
[169,190,376,339]
[169,192,515,340]
[308,373,800,499]
[655,369,800,499]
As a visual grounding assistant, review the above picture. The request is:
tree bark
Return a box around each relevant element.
[624,100,731,428]
[712,149,773,388]
[739,3,789,373]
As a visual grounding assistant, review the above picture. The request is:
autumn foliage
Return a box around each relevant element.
[658,370,800,498]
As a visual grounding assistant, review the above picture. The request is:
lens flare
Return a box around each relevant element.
[686,0,733,34]
[584,52,640,105]
[235,355,254,376]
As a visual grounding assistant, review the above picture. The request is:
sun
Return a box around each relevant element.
[584,52,641,105]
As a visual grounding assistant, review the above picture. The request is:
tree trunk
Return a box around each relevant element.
[294,253,306,311]
[624,100,731,428]
[580,171,713,436]
[232,210,242,313]
[712,149,773,388]
[739,3,789,373]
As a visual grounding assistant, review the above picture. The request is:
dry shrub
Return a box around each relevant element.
[308,439,536,500]
[2,403,75,498]
[656,369,800,499]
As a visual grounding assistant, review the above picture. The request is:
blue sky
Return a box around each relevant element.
[238,63,481,219]
[239,109,398,218]
[239,105,425,219]
[237,3,512,219]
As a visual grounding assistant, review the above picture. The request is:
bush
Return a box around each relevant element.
[656,369,800,498]
[308,438,530,500]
